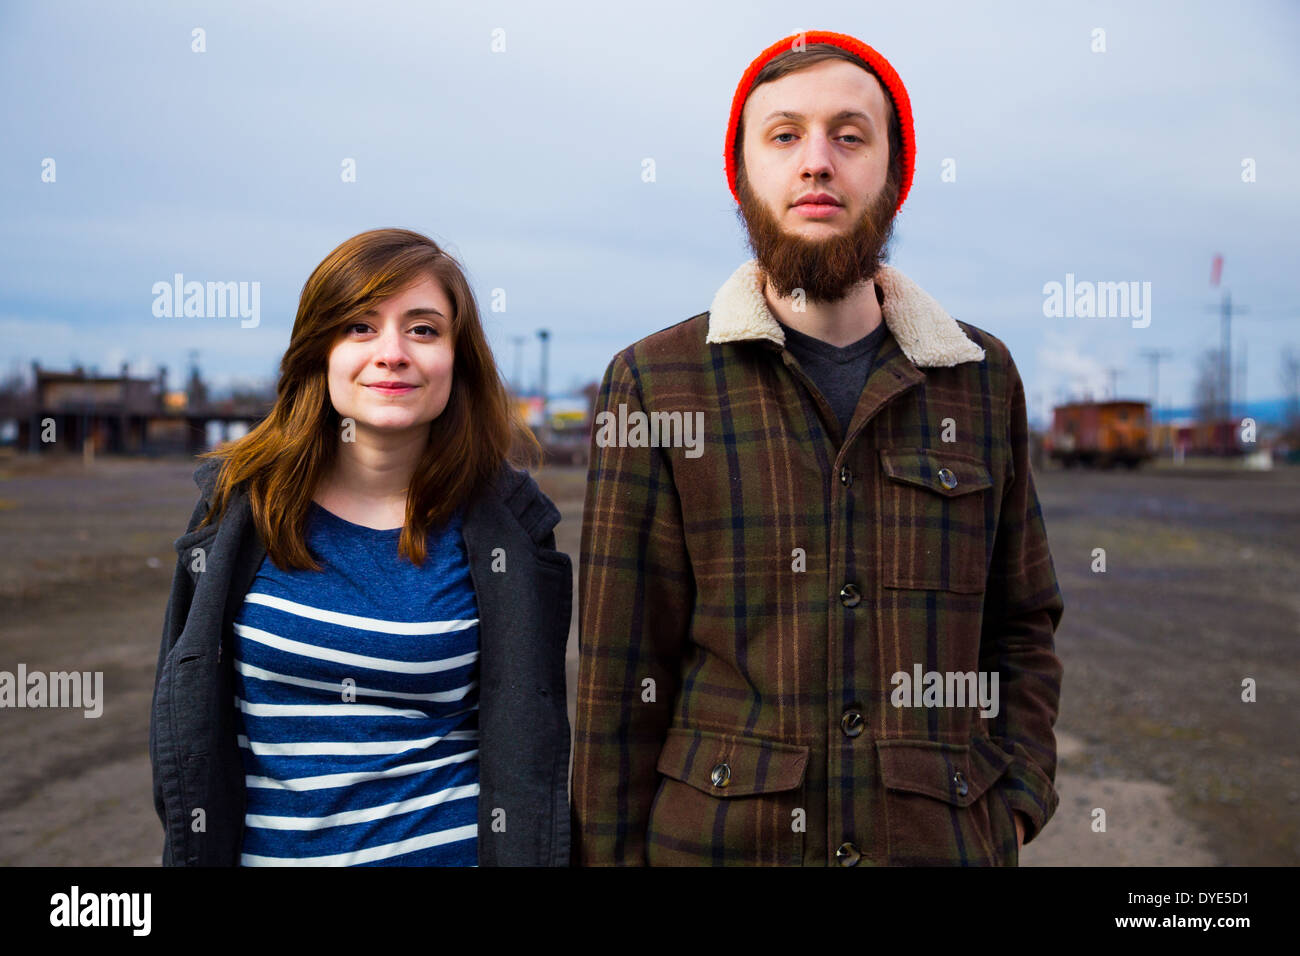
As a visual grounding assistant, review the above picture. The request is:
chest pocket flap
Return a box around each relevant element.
[879,448,993,497]
[877,448,995,592]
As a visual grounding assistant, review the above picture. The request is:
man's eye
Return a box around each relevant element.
[840,135,862,144]
[773,132,796,143]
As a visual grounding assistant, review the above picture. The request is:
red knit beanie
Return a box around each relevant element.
[725,30,916,216]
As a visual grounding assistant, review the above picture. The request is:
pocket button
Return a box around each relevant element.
[938,467,958,489]
[710,763,731,788]
[953,770,969,797]
[835,842,861,866]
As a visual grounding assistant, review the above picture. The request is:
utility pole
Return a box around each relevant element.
[1105,366,1123,400]
[536,329,550,448]
[510,336,526,397]
[1139,348,1172,458]
[1138,349,1173,420]
[1206,255,1248,422]
[1237,342,1247,422]
[1206,291,1250,421]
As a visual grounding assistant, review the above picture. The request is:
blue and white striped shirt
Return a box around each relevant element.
[232,500,480,866]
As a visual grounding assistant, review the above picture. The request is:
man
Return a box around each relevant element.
[572,30,1064,866]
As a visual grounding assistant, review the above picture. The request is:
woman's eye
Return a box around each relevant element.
[346,322,439,336]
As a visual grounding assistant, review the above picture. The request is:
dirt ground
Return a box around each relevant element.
[0,451,1295,865]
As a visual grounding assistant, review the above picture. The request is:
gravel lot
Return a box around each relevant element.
[0,451,1294,865]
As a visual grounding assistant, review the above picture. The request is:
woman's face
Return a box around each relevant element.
[326,274,456,438]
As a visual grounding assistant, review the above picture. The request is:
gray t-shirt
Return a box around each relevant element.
[776,318,890,437]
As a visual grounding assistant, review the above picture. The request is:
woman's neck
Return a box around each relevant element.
[314,427,428,528]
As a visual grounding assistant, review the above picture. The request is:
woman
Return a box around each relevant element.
[149,228,573,866]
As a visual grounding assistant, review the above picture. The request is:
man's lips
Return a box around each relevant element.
[793,203,841,218]
[792,193,843,218]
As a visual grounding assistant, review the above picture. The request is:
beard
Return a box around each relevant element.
[736,165,900,303]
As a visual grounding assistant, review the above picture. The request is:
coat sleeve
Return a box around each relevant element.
[149,492,208,865]
[979,352,1066,847]
[571,351,694,865]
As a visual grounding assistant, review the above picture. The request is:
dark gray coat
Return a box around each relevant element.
[150,457,573,866]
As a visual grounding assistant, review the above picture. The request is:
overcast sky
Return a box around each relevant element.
[3,0,1298,425]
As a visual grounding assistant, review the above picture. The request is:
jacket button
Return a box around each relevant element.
[953,770,969,797]
[710,763,731,788]
[840,465,853,486]
[839,583,861,608]
[937,467,958,490]
[835,842,861,866]
[840,709,864,737]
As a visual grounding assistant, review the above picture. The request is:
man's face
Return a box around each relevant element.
[737,59,899,303]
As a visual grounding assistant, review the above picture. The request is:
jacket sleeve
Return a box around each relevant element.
[571,351,693,865]
[979,352,1065,847]
[149,492,208,865]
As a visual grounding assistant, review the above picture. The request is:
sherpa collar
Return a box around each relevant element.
[705,259,986,368]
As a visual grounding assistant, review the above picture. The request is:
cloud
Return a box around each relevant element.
[1036,330,1113,401]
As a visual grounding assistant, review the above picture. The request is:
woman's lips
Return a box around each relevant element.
[366,383,417,394]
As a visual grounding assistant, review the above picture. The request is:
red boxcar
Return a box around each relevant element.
[1047,400,1153,468]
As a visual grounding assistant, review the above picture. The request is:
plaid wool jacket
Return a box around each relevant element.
[573,259,1065,866]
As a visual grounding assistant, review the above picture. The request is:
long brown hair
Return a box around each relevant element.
[195,227,540,570]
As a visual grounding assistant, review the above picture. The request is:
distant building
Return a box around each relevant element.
[0,361,270,455]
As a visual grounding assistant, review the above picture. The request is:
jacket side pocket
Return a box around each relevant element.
[647,727,809,866]
[876,736,1013,866]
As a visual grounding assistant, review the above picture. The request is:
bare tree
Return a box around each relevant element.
[1280,347,1300,428]
[0,358,28,397]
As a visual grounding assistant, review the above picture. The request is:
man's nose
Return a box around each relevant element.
[798,133,835,180]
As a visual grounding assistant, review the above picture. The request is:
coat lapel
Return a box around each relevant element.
[705,259,987,369]
[843,332,926,441]
[194,457,268,623]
